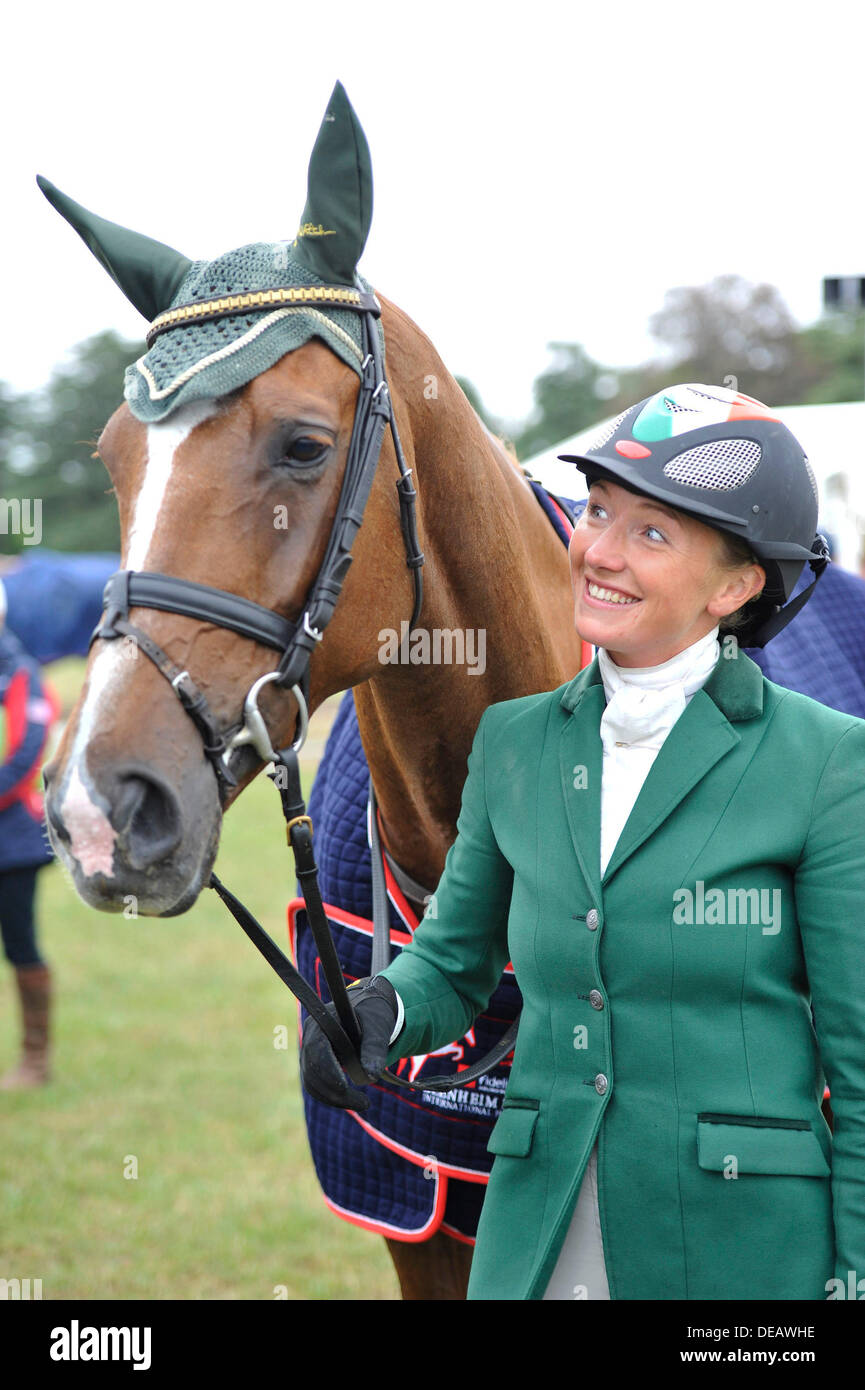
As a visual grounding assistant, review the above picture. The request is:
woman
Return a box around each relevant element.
[300,383,864,1301]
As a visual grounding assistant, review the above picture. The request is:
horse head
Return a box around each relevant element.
[41,84,425,916]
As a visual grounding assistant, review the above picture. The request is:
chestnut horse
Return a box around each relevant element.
[39,82,583,1299]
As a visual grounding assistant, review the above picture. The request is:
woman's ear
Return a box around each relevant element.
[708,563,767,620]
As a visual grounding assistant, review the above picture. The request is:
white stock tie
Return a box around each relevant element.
[596,628,721,877]
[598,628,721,755]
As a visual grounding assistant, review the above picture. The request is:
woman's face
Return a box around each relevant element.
[569,478,766,668]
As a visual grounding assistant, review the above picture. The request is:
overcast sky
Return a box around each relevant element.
[5,0,864,425]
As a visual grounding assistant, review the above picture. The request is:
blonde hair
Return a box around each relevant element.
[714,531,766,636]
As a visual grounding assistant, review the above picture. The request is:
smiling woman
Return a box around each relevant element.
[302,381,865,1302]
[569,478,766,667]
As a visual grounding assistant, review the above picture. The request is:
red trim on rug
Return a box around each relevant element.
[545,492,575,539]
[287,897,413,949]
[350,1109,490,1184]
[439,1222,477,1247]
[322,1169,448,1242]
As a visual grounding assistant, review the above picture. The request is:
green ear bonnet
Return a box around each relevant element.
[38,82,382,424]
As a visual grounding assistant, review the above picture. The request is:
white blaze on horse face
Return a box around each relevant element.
[59,641,132,877]
[126,399,217,569]
[60,400,217,879]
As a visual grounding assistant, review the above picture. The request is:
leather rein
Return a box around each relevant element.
[92,290,517,1095]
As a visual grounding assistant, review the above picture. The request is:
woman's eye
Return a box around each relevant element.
[645,525,666,543]
[587,502,607,519]
[284,437,330,467]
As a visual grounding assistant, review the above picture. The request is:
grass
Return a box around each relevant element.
[0,663,400,1300]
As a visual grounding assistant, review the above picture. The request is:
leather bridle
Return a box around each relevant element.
[96,299,422,800]
[91,290,516,1096]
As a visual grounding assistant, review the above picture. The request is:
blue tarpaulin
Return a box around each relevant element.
[2,551,118,663]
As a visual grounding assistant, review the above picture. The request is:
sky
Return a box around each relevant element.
[5,0,865,426]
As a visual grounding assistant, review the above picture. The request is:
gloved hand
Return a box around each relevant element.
[299,975,399,1112]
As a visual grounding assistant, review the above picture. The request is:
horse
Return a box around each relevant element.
[39,83,583,1300]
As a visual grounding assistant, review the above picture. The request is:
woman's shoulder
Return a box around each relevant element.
[749,663,865,781]
[760,665,865,737]
[477,655,607,742]
[478,674,584,736]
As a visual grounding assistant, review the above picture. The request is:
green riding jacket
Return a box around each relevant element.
[381,650,865,1300]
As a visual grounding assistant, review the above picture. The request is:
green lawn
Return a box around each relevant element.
[0,669,401,1300]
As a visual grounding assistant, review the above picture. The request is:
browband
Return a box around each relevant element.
[146,286,382,346]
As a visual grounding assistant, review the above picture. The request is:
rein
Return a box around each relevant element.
[93,290,510,1096]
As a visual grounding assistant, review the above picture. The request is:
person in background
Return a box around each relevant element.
[0,579,58,1089]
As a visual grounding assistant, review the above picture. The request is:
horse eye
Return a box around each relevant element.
[283,436,330,468]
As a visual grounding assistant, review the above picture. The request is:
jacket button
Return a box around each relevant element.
[586,908,599,930]
[594,1073,608,1095]
[589,989,604,1010]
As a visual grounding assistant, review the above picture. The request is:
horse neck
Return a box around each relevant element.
[352,300,582,887]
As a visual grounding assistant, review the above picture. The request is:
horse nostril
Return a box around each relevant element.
[114,772,183,871]
[44,786,71,844]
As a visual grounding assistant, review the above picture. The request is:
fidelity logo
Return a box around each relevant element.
[49,1320,152,1371]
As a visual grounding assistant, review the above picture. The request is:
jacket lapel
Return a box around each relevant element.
[557,650,765,893]
[602,650,765,885]
[558,660,606,902]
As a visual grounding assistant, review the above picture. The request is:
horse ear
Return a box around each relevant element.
[291,82,373,285]
[37,176,192,323]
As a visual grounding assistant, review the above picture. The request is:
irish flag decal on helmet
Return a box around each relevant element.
[631,384,780,443]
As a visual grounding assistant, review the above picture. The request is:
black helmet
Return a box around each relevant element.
[559,383,830,647]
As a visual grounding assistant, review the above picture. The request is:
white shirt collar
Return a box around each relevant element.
[598,626,721,701]
[597,627,720,752]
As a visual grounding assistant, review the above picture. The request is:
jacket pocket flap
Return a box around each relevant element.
[487,1101,539,1157]
[697,1115,830,1177]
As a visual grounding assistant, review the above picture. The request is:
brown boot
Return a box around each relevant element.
[1,964,52,1089]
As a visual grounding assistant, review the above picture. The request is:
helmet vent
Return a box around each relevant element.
[662,438,762,491]
[803,455,818,502]
[585,408,630,453]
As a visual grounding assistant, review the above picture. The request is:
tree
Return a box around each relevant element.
[511,342,614,461]
[645,274,809,405]
[601,278,863,417]
[1,331,142,552]
[796,312,864,405]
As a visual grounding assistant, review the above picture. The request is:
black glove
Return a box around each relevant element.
[299,975,399,1112]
